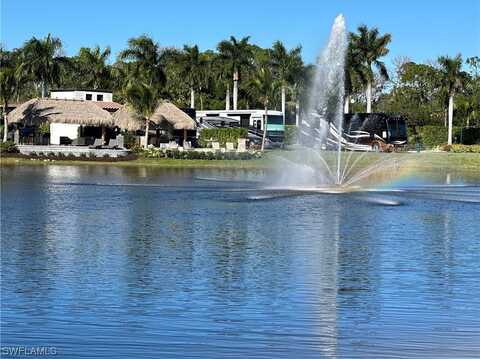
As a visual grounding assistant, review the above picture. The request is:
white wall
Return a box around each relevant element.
[50,91,113,102]
[50,91,81,100]
[50,123,81,145]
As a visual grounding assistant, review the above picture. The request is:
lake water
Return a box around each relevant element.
[1,164,480,358]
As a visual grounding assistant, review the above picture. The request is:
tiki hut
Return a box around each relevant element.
[7,98,114,126]
[7,98,114,145]
[150,102,196,131]
[112,105,146,132]
[113,101,196,146]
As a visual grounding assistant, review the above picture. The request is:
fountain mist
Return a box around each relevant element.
[301,14,347,184]
[272,14,403,190]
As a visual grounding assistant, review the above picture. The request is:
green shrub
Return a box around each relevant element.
[0,140,18,154]
[415,126,448,148]
[38,122,50,135]
[457,127,480,145]
[284,125,298,145]
[440,144,480,153]
[198,128,248,148]
[122,132,138,149]
[415,126,480,148]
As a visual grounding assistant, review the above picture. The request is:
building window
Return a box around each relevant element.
[86,94,92,100]
[97,94,103,101]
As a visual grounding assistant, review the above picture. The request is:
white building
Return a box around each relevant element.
[50,89,113,102]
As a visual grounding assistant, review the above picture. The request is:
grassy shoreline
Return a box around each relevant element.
[1,152,480,172]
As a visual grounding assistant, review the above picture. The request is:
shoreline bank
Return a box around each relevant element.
[1,152,480,172]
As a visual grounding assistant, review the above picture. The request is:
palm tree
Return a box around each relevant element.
[217,36,253,110]
[0,49,18,142]
[247,64,276,150]
[349,25,391,113]
[213,55,233,110]
[270,41,303,124]
[18,33,70,98]
[438,54,467,145]
[125,82,159,149]
[119,35,166,90]
[179,45,207,109]
[76,46,112,89]
[344,40,367,114]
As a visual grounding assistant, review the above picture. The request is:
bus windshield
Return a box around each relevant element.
[265,115,283,125]
[387,118,407,139]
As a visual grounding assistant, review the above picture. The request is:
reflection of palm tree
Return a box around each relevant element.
[217,36,253,110]
[270,41,303,124]
[438,54,466,144]
[349,26,391,113]
[76,46,112,90]
[18,33,71,98]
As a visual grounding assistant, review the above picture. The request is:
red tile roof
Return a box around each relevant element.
[94,101,122,111]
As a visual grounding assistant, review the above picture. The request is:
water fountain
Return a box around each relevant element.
[301,14,347,185]
[273,14,403,190]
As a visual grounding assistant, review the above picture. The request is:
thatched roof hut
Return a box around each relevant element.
[151,102,196,130]
[7,98,114,127]
[111,105,145,131]
[113,101,196,131]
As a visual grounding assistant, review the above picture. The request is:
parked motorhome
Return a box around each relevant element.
[196,109,285,142]
[301,112,408,151]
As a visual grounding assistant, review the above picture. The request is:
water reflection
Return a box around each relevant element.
[1,164,479,358]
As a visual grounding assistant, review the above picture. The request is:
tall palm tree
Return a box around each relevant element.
[438,54,467,145]
[213,55,233,110]
[270,41,303,124]
[18,33,70,98]
[125,82,159,149]
[344,40,367,114]
[349,25,391,113]
[179,45,207,109]
[0,49,18,142]
[247,64,276,150]
[119,35,166,90]
[217,36,253,110]
[76,46,112,89]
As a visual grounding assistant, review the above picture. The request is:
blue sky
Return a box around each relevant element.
[1,0,479,67]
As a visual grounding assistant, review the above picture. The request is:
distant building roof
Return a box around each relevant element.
[94,101,122,111]
[50,88,113,93]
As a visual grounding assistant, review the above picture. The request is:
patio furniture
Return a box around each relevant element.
[104,139,118,149]
[226,142,235,151]
[237,138,247,152]
[59,136,72,145]
[89,138,103,149]
[212,142,220,151]
[168,141,178,149]
[71,137,86,146]
[116,135,125,149]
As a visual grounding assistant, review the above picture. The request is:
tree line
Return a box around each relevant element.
[1,26,479,144]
